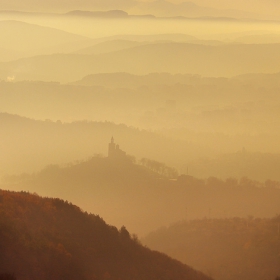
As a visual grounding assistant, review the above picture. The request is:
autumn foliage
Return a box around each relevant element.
[0,190,212,280]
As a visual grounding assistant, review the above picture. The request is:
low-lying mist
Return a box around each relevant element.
[1,3,280,280]
[2,70,280,181]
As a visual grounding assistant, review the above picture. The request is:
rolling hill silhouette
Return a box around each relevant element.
[65,10,129,18]
[0,112,207,176]
[143,216,280,280]
[0,189,213,280]
[74,39,144,55]
[2,42,280,82]
[0,20,91,60]
[0,1,262,19]
[4,152,280,236]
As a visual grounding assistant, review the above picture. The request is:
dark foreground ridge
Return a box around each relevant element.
[0,189,213,280]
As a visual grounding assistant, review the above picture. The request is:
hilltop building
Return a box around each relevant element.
[108,137,126,159]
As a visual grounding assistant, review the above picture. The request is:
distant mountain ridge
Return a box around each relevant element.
[2,42,280,82]
[65,9,129,18]
[0,0,264,20]
[0,6,268,21]
[0,20,91,61]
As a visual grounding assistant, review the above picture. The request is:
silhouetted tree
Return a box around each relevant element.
[119,226,130,240]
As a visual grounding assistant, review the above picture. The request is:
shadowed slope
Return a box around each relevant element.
[0,189,213,280]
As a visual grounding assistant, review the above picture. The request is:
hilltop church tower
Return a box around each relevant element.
[108,137,126,159]
[108,137,116,158]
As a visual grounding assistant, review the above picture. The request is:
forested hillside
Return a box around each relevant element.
[0,189,212,280]
[143,217,280,280]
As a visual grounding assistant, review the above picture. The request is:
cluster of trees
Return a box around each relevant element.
[139,158,178,178]
[177,174,280,189]
[0,189,213,280]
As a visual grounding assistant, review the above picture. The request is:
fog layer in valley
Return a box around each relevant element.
[1,2,280,279]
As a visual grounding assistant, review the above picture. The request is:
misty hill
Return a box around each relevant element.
[65,10,129,18]
[188,150,280,182]
[2,42,280,82]
[73,33,201,55]
[3,72,280,136]
[73,72,188,88]
[0,47,24,63]
[0,0,276,21]
[91,33,198,43]
[74,39,145,55]
[0,2,259,20]
[130,1,203,17]
[0,20,91,61]
[63,3,256,20]
[0,189,212,280]
[131,1,206,17]
[235,34,280,44]
[0,112,207,176]
[3,77,280,181]
[118,33,197,42]
[233,71,280,87]
[71,72,196,87]
[72,70,280,91]
[142,216,280,280]
[4,153,280,236]
[0,1,136,14]
[128,0,258,19]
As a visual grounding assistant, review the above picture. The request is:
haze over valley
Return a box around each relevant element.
[1,1,280,280]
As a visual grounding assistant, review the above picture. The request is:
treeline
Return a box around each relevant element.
[0,189,213,280]
[177,174,280,189]
[139,158,178,178]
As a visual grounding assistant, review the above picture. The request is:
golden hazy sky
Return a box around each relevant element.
[0,0,279,17]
